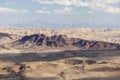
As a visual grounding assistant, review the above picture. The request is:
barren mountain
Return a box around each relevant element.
[9,33,120,51]
[0,28,120,54]
[0,28,120,44]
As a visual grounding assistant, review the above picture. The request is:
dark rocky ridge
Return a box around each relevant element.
[19,34,69,47]
[17,34,120,50]
[0,32,13,39]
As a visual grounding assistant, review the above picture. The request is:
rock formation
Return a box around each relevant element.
[15,34,120,50]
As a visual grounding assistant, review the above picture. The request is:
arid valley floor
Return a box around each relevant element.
[0,28,120,80]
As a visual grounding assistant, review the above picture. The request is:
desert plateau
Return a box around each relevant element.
[0,0,120,79]
[0,28,120,80]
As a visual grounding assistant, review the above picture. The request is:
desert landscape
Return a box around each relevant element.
[0,0,120,79]
[0,28,120,80]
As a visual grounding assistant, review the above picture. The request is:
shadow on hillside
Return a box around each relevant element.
[0,74,59,80]
[0,74,120,80]
[0,74,26,80]
[0,49,120,62]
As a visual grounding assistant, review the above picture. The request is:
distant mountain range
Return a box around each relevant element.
[0,33,120,51]
[14,33,120,50]
[0,21,119,28]
[0,28,120,53]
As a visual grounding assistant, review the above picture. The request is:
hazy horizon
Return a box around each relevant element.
[0,0,120,28]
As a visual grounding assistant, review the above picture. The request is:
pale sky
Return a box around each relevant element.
[0,0,120,28]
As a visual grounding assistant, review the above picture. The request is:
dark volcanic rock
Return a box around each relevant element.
[19,34,69,47]
[17,34,120,50]
[72,39,120,50]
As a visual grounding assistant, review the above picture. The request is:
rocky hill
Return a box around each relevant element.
[0,28,120,53]
[19,34,69,47]
[13,34,120,50]
[0,28,120,44]
[0,32,20,45]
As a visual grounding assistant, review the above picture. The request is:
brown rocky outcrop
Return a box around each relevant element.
[17,34,120,50]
